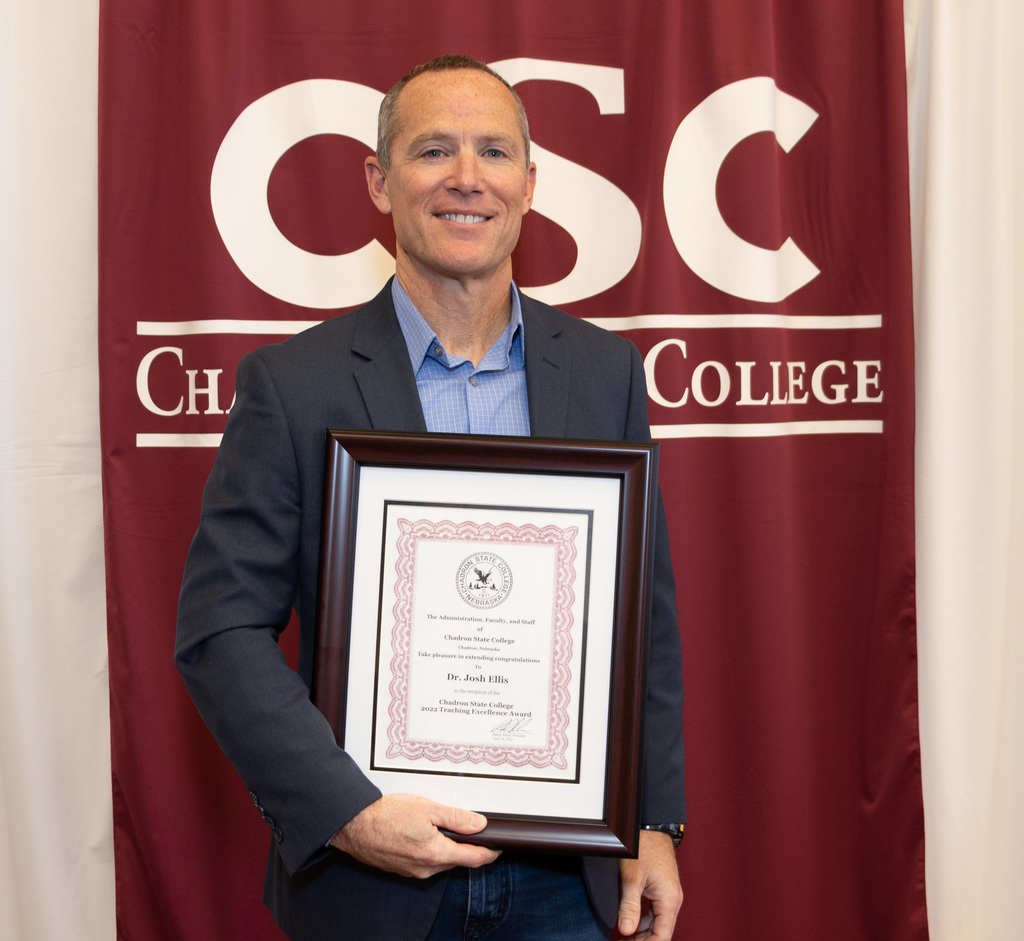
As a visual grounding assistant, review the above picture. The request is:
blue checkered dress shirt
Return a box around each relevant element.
[391,279,531,437]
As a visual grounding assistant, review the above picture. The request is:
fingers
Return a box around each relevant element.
[442,837,502,870]
[429,802,489,836]
[428,803,501,869]
[625,884,683,940]
[330,794,499,879]
[641,898,679,941]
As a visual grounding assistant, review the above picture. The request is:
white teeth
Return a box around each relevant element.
[439,213,486,224]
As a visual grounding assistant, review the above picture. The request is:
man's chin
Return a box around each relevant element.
[403,251,512,286]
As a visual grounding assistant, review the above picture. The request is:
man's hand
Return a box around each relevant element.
[328,793,501,879]
[617,829,683,940]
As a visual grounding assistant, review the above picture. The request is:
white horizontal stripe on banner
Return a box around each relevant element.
[652,420,883,438]
[585,314,882,330]
[136,314,881,337]
[137,423,882,448]
[137,320,321,335]
[136,434,225,447]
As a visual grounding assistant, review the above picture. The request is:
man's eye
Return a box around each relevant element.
[422,148,445,158]
[484,148,506,158]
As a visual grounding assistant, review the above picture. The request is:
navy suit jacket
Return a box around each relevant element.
[176,281,685,940]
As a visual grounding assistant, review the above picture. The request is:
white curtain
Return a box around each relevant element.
[0,2,112,940]
[906,0,1024,937]
[0,1,1019,938]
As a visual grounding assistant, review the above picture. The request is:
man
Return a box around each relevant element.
[176,55,685,940]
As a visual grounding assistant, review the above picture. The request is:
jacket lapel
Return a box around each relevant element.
[521,292,572,438]
[350,280,429,432]
[346,284,569,437]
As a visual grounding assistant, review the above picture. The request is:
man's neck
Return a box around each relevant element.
[394,263,514,368]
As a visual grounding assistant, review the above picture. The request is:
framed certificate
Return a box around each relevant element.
[312,430,659,857]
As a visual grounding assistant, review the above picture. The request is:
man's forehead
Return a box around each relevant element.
[398,69,518,121]
[386,66,530,165]
[404,66,508,93]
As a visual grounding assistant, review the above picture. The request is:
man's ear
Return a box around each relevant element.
[364,156,391,214]
[522,162,537,215]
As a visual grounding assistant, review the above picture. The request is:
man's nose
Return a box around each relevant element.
[447,150,482,193]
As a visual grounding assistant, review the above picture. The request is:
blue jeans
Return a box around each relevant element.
[425,853,611,941]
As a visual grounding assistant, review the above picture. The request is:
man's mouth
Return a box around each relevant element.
[436,213,488,225]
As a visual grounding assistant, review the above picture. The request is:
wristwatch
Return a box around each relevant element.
[640,823,685,847]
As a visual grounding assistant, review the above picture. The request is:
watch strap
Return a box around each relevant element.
[640,822,684,847]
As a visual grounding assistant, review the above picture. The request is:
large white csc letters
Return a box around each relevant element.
[210,63,819,308]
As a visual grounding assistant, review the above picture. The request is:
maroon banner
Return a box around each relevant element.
[99,1,926,938]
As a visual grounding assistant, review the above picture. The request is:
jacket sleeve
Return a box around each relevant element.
[174,350,381,875]
[624,343,687,825]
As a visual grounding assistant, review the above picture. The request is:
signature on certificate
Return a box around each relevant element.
[491,716,533,734]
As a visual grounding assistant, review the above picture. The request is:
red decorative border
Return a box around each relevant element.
[382,518,579,771]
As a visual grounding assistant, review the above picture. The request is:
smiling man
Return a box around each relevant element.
[176,55,685,941]
[364,63,536,361]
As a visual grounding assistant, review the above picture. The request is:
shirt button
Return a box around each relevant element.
[433,345,443,356]
[469,376,479,387]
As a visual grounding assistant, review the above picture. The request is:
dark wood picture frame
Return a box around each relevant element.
[312,430,659,857]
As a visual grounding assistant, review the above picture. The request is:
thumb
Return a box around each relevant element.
[618,878,643,936]
[430,803,488,836]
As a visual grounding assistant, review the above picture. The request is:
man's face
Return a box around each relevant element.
[365,69,536,289]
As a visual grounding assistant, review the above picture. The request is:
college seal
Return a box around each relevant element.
[456,551,513,609]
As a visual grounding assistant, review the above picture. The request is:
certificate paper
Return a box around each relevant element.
[372,504,591,783]
[314,432,659,855]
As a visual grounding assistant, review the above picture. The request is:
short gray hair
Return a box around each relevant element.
[376,54,531,172]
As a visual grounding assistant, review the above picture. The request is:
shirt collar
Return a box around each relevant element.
[391,278,524,373]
